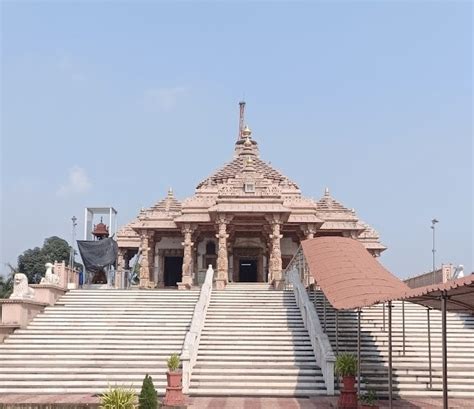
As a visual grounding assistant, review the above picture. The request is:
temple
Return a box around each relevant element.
[116,113,386,290]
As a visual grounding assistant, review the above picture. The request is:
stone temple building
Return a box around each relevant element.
[116,124,386,290]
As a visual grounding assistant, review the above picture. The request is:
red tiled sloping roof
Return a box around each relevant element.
[398,275,474,314]
[301,237,408,310]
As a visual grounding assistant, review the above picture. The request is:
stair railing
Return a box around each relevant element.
[180,265,214,393]
[287,268,336,395]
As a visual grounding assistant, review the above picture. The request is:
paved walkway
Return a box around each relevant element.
[0,395,473,408]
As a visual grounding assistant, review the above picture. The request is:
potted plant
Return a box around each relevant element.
[166,353,181,388]
[163,353,184,406]
[99,385,136,409]
[335,352,357,390]
[335,353,358,409]
[359,389,379,409]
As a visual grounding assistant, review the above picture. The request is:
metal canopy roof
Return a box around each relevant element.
[301,236,409,310]
[398,275,474,314]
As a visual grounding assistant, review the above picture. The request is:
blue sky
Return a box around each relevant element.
[1,2,472,278]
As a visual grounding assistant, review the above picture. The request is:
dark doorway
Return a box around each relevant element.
[164,256,183,287]
[239,259,258,282]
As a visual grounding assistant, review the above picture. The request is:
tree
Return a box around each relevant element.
[17,236,71,284]
[42,236,71,266]
[0,264,16,298]
[138,374,158,409]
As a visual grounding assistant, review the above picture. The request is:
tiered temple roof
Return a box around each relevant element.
[117,126,386,255]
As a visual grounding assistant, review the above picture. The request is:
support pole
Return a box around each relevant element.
[383,302,386,332]
[388,301,393,409]
[357,308,361,395]
[427,307,432,389]
[335,310,339,355]
[441,291,448,409]
[323,294,327,333]
[402,301,406,355]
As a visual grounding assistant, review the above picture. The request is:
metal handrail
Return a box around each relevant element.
[286,268,336,395]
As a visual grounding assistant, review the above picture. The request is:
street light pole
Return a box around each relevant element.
[70,216,78,268]
[431,218,439,284]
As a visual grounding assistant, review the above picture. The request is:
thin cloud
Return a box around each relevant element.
[58,54,86,82]
[143,86,188,112]
[57,166,92,197]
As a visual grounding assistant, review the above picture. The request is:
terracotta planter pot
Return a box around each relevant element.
[163,370,185,407]
[166,370,182,388]
[338,376,357,409]
[342,375,356,391]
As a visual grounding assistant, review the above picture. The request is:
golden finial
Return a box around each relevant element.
[168,187,173,196]
[242,125,252,138]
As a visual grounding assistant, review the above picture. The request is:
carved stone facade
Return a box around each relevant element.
[117,121,386,290]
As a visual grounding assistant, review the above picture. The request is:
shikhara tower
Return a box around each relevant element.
[116,105,386,289]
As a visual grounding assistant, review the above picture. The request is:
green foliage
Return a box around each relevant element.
[99,385,136,409]
[138,374,158,409]
[335,353,357,377]
[167,353,181,372]
[359,389,377,406]
[17,236,71,283]
[42,236,71,265]
[0,264,15,298]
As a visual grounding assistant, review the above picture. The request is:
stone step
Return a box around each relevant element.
[190,380,324,388]
[0,387,167,394]
[198,345,313,351]
[0,353,182,359]
[192,367,321,375]
[4,334,184,342]
[188,387,327,396]
[0,359,171,366]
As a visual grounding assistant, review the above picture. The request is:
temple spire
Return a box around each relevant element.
[238,101,246,140]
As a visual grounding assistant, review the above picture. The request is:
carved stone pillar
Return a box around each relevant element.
[116,248,126,289]
[139,230,154,288]
[178,224,195,290]
[157,249,165,288]
[269,221,283,289]
[215,215,230,290]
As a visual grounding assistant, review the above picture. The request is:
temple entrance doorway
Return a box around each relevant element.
[239,259,258,282]
[164,256,182,287]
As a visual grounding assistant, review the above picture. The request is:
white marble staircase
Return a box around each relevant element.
[189,283,327,396]
[0,289,200,394]
[309,290,474,398]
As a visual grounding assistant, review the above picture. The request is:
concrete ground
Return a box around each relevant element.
[0,395,473,409]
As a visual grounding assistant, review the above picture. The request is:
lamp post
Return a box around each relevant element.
[431,218,439,284]
[70,216,78,269]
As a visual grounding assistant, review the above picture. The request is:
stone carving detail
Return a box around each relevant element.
[268,221,283,283]
[215,215,231,289]
[10,273,35,300]
[181,224,195,278]
[303,224,317,240]
[40,262,60,285]
[139,230,154,287]
[263,185,282,197]
[218,184,237,196]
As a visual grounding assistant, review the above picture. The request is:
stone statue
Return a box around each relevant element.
[40,262,60,285]
[10,273,35,300]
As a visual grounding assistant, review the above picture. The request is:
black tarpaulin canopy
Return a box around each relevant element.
[77,237,118,274]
